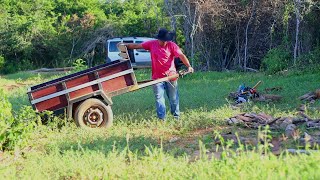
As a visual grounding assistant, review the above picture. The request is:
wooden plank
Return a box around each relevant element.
[101,75,134,93]
[66,73,99,99]
[118,52,129,59]
[118,44,128,52]
[98,62,130,78]
[69,85,100,99]
[35,95,68,112]
[32,84,64,99]
[137,74,179,89]
[138,80,153,84]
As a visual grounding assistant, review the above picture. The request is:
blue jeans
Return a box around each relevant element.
[152,81,180,119]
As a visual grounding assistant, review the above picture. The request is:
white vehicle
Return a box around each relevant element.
[106,37,155,67]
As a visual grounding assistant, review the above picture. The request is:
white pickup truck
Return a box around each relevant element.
[106,37,155,68]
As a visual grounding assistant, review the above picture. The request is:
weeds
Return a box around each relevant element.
[0,70,320,179]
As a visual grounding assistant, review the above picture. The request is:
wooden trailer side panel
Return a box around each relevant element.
[35,95,68,112]
[31,83,68,111]
[102,75,134,93]
[29,61,137,112]
[32,84,64,99]
[98,63,135,93]
[65,73,99,99]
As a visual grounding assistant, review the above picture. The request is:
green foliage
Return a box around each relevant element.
[297,47,320,68]
[72,59,88,72]
[261,47,291,74]
[1,59,34,74]
[104,0,164,36]
[0,0,166,73]
[1,60,320,178]
[0,55,4,70]
[0,90,38,151]
[0,90,13,121]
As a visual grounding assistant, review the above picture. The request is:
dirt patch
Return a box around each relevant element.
[165,125,303,159]
[2,82,29,91]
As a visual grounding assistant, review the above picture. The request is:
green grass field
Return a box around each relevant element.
[0,69,320,179]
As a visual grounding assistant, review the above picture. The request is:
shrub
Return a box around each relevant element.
[0,90,38,151]
[261,47,291,74]
[0,59,34,74]
[72,59,88,72]
[0,55,4,71]
[297,47,320,68]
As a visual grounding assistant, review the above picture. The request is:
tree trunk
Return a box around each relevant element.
[244,0,257,71]
[270,20,276,50]
[294,0,301,66]
[190,36,195,67]
[236,25,241,68]
[164,0,177,41]
[70,38,76,60]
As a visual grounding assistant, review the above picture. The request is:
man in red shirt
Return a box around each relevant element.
[122,28,194,120]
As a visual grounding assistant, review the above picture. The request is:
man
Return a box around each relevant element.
[122,28,194,120]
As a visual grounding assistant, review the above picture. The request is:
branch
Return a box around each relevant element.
[245,67,259,72]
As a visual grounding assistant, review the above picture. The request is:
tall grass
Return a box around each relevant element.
[0,70,320,179]
[1,139,320,179]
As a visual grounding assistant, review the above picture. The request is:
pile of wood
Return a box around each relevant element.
[253,94,283,102]
[226,112,279,128]
[226,111,320,138]
[299,132,320,147]
[299,89,320,102]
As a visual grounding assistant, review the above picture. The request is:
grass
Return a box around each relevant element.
[0,69,320,179]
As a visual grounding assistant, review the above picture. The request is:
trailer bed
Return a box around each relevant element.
[28,60,138,112]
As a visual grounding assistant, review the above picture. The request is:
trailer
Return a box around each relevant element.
[27,45,180,128]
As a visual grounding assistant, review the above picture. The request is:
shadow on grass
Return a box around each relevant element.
[51,135,159,155]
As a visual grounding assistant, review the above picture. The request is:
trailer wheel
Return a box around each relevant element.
[74,98,113,128]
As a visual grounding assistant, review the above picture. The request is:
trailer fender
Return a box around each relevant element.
[67,90,113,120]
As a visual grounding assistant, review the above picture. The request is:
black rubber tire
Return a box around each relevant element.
[74,98,113,128]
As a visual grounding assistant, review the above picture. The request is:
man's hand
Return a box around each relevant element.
[188,66,194,73]
[179,54,194,73]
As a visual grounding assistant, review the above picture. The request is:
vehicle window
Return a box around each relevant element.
[135,41,149,52]
[109,41,121,52]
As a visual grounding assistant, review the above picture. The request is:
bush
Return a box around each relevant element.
[0,59,34,74]
[72,59,88,72]
[261,47,291,74]
[297,47,320,68]
[0,55,4,71]
[0,90,38,151]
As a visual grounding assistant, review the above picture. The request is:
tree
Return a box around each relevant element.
[294,0,302,65]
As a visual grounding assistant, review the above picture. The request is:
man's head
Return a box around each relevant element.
[156,28,175,46]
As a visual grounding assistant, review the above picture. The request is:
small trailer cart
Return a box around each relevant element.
[27,45,181,128]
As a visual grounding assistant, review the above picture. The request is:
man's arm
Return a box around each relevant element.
[179,53,194,73]
[121,43,143,50]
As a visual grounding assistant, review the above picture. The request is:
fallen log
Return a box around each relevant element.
[267,117,281,125]
[30,67,74,73]
[299,89,320,102]
[286,149,318,155]
[264,87,283,92]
